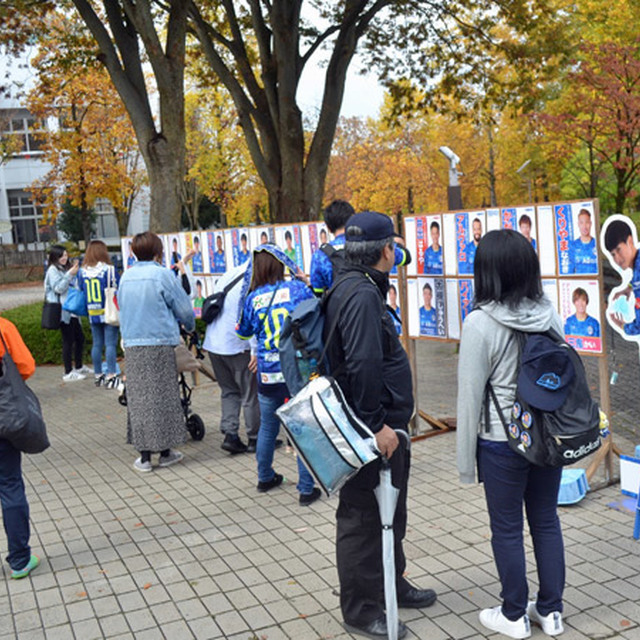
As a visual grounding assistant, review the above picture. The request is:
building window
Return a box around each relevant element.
[8,189,55,246]
[0,108,44,156]
[94,198,119,238]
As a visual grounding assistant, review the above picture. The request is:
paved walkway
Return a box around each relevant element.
[2,356,640,640]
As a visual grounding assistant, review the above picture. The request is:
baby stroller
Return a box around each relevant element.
[118,330,215,441]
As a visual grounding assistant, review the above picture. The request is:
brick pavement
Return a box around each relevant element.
[2,356,640,640]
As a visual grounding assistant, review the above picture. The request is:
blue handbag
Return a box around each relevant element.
[62,287,88,316]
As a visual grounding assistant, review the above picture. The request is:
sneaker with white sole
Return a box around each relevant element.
[479,606,531,639]
[11,554,40,579]
[158,450,183,468]
[104,375,120,390]
[62,370,86,382]
[133,458,153,472]
[74,365,93,375]
[527,602,564,636]
[95,374,105,387]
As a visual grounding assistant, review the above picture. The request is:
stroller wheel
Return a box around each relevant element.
[187,414,205,441]
[118,388,128,407]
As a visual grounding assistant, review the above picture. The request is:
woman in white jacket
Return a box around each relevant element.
[457,230,565,639]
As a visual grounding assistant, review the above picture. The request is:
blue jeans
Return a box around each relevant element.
[90,323,119,376]
[478,440,564,620]
[257,390,315,495]
[0,439,31,571]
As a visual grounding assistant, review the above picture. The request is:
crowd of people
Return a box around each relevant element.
[0,202,579,640]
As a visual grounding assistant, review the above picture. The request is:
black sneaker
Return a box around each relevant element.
[246,438,257,453]
[105,375,120,390]
[257,473,283,493]
[221,434,248,454]
[299,487,321,506]
[274,438,284,449]
[94,374,105,387]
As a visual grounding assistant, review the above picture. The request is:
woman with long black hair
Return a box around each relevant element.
[457,230,566,639]
[44,245,90,382]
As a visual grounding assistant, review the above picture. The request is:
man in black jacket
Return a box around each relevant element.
[324,211,436,639]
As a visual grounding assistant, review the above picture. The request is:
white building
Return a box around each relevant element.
[0,47,147,250]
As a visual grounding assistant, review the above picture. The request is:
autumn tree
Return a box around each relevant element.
[26,11,144,241]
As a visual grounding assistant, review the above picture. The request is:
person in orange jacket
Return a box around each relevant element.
[0,317,40,579]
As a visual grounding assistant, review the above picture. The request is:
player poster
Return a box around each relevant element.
[231,228,251,267]
[486,208,500,232]
[185,232,204,273]
[536,205,557,276]
[421,215,444,276]
[300,222,327,273]
[387,277,402,336]
[555,202,598,275]
[442,213,457,276]
[404,217,418,277]
[207,231,228,274]
[168,234,184,270]
[275,225,304,271]
[459,278,474,324]
[446,279,461,340]
[122,237,136,270]
[251,226,274,248]
[559,279,602,354]
[601,214,640,347]
[516,206,537,252]
[456,212,485,275]
[416,277,446,338]
[501,207,517,230]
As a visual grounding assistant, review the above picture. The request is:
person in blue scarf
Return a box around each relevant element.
[236,244,321,506]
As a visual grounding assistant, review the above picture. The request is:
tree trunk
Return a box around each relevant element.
[487,124,498,206]
[145,144,184,233]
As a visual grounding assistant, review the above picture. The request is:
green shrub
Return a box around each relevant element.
[0,302,121,366]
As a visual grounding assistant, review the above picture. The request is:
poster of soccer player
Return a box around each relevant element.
[185,232,205,273]
[601,214,640,346]
[555,201,598,275]
[168,233,184,271]
[416,277,446,338]
[421,215,444,276]
[517,207,537,251]
[251,226,274,249]
[275,225,304,271]
[122,237,136,270]
[230,228,251,267]
[559,279,602,354]
[536,205,558,276]
[206,231,228,274]
[387,278,402,336]
[458,278,474,325]
[192,276,206,318]
[455,212,485,275]
[300,222,326,273]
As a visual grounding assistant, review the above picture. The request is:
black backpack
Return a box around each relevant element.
[486,329,601,467]
[201,273,244,324]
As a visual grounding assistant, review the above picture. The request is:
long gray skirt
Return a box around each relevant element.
[125,345,187,452]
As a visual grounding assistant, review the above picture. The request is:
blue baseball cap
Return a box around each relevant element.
[517,334,575,411]
[345,211,395,242]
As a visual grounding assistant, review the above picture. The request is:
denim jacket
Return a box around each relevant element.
[117,261,195,347]
[44,265,76,324]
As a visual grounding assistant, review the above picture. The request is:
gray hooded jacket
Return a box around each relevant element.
[456,297,563,484]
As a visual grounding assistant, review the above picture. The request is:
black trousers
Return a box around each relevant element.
[60,318,85,374]
[336,432,411,626]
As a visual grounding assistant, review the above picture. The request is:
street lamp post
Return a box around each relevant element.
[439,146,463,211]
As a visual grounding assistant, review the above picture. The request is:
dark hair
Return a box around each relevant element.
[132,231,163,261]
[473,230,542,307]
[389,283,397,293]
[196,279,202,288]
[323,200,355,233]
[48,244,68,271]
[194,236,200,245]
[241,233,247,243]
[604,219,632,252]
[422,282,432,293]
[261,231,268,242]
[251,250,284,290]
[472,217,482,227]
[572,287,588,304]
[284,229,292,241]
[578,208,591,219]
[430,220,440,232]
[519,214,532,227]
[83,240,111,267]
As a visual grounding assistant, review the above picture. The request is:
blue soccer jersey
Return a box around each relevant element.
[459,241,478,274]
[623,250,640,336]
[192,251,203,273]
[80,264,119,325]
[424,245,443,275]
[419,306,437,336]
[309,235,345,294]
[564,314,600,338]
[213,250,226,273]
[388,306,402,336]
[237,279,314,388]
[570,237,597,274]
[237,249,250,265]
[127,255,136,268]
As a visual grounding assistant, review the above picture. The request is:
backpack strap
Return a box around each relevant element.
[320,243,336,258]
[483,331,518,433]
[222,272,245,295]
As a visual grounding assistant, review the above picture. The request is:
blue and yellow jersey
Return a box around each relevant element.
[424,245,443,275]
[213,250,226,273]
[564,313,600,338]
[459,241,477,275]
[419,306,438,336]
[237,279,314,388]
[79,264,119,325]
[570,237,597,274]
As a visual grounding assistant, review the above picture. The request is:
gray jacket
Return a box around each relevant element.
[456,298,563,484]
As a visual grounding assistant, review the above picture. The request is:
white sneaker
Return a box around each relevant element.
[158,450,184,468]
[74,365,93,375]
[63,371,86,382]
[104,375,120,390]
[527,602,564,635]
[479,606,531,639]
[133,458,153,473]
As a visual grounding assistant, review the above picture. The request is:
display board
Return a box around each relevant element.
[403,199,604,355]
[121,222,333,319]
